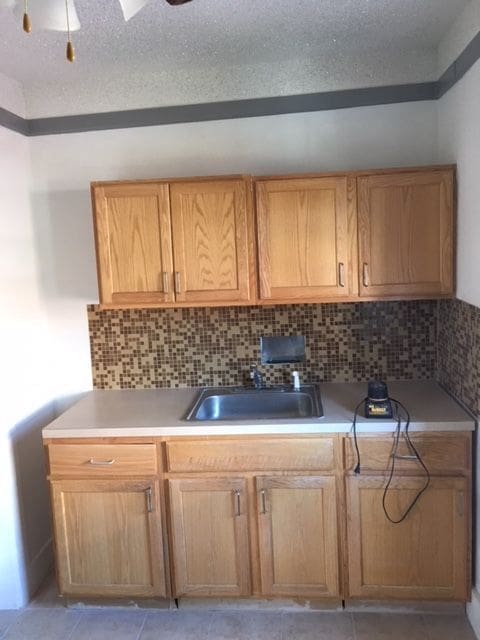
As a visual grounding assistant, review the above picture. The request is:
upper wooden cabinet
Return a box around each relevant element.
[256,176,356,301]
[93,183,174,306]
[91,166,455,307]
[357,169,454,298]
[92,176,255,307]
[169,180,255,304]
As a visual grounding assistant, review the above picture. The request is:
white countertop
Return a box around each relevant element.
[42,381,475,439]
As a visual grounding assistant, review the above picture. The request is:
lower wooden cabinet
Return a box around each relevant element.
[346,475,469,600]
[256,475,340,597]
[50,479,166,597]
[168,478,251,597]
[46,433,471,603]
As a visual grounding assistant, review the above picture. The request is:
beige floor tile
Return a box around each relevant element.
[69,610,146,640]
[208,611,283,640]
[353,612,428,640]
[0,611,20,638]
[281,611,354,640]
[140,610,212,640]
[3,609,81,640]
[423,614,476,640]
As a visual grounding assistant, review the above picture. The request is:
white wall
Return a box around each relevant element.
[437,56,480,637]
[438,60,480,309]
[0,127,57,608]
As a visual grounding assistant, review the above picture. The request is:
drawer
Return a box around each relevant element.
[48,443,157,477]
[344,433,470,475]
[166,438,335,473]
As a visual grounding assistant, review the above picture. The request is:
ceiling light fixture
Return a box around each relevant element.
[4,0,193,63]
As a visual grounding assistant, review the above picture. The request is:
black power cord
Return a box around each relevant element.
[352,396,430,524]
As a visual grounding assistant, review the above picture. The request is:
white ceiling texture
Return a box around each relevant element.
[0,0,470,118]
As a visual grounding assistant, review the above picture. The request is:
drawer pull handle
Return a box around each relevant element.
[338,262,346,288]
[88,458,115,466]
[162,271,169,294]
[260,489,267,514]
[363,263,369,287]
[457,492,465,518]
[234,490,241,517]
[391,454,417,461]
[146,487,153,513]
[174,271,182,294]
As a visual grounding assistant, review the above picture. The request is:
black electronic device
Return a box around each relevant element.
[365,380,393,419]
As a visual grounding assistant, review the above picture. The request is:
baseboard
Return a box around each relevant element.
[467,588,480,639]
[26,537,53,601]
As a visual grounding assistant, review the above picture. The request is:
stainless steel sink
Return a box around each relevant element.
[185,385,323,421]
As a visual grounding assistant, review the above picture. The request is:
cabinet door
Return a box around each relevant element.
[256,177,355,301]
[256,475,340,597]
[169,478,251,596]
[357,170,454,297]
[92,183,174,305]
[169,179,255,303]
[50,479,166,597]
[346,475,469,600]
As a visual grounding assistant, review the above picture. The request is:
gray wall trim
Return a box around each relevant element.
[0,106,29,136]
[0,29,478,137]
[27,82,438,136]
[437,30,480,97]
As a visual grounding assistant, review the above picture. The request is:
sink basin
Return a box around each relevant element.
[185,385,323,421]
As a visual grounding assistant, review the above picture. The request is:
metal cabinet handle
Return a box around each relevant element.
[338,262,346,288]
[457,492,465,517]
[362,263,369,287]
[260,489,267,514]
[162,271,169,294]
[146,487,153,513]
[391,454,417,461]
[88,458,115,466]
[174,271,181,294]
[234,490,241,516]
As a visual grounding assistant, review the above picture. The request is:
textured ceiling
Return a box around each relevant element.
[0,0,470,117]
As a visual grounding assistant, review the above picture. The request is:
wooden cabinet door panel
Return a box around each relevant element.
[357,170,454,297]
[346,476,469,600]
[51,479,166,597]
[256,177,354,300]
[93,183,174,304]
[169,179,254,303]
[256,475,340,597]
[169,478,251,597]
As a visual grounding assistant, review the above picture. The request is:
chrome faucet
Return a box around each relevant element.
[250,363,264,389]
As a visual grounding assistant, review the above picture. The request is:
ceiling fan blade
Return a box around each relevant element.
[118,0,150,21]
[165,0,194,5]
[14,0,80,31]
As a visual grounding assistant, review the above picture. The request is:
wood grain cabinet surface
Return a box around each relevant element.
[255,176,356,301]
[357,169,454,298]
[91,165,455,308]
[50,478,166,598]
[168,477,251,597]
[45,432,470,603]
[256,475,340,597]
[346,475,469,600]
[344,431,470,601]
[92,176,255,307]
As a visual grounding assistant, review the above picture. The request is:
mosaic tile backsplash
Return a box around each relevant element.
[88,301,437,389]
[437,298,480,417]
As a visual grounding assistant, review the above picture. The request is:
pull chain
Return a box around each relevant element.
[23,0,31,33]
[66,0,75,62]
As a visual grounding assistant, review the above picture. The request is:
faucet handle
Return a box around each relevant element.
[292,370,301,391]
